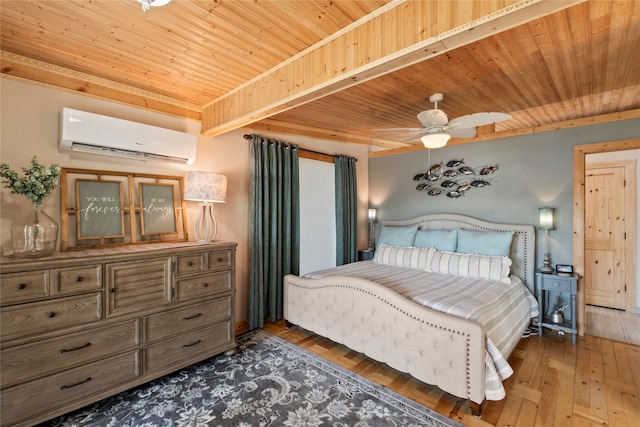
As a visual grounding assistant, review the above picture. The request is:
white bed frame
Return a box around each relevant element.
[284,213,535,416]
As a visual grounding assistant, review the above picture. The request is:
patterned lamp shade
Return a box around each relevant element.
[184,171,227,203]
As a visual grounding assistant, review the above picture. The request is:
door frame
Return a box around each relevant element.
[574,138,640,336]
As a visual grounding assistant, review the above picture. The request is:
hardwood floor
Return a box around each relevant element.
[262,321,640,427]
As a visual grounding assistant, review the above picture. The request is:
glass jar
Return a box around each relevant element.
[11,203,58,258]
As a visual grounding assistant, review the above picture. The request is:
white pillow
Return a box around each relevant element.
[373,244,435,270]
[426,249,512,284]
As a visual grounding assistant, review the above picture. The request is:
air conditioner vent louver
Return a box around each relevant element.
[59,108,197,165]
[69,142,191,164]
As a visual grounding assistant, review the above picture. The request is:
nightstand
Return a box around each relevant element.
[535,272,578,344]
[358,249,375,261]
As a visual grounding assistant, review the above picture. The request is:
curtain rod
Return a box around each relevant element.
[243,134,356,162]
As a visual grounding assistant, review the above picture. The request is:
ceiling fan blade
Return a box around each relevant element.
[445,127,477,138]
[447,112,511,129]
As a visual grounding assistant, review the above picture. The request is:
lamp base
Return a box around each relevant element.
[194,202,218,242]
[540,250,553,274]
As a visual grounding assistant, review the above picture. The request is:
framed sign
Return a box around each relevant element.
[76,179,125,239]
[140,183,177,235]
[60,168,188,250]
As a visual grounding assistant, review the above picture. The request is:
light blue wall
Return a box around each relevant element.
[369,119,640,269]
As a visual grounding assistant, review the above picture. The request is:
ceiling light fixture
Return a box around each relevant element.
[420,132,451,149]
[137,0,171,12]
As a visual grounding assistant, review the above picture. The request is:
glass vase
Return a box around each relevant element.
[11,203,59,258]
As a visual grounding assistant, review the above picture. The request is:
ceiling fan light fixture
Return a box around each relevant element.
[421,133,450,149]
[137,0,171,12]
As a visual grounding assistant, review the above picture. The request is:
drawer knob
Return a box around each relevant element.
[60,342,92,353]
[187,261,194,266]
[554,283,560,287]
[110,288,116,293]
[182,339,202,348]
[18,283,27,290]
[61,377,92,390]
[47,311,57,318]
[202,282,209,288]
[76,276,84,282]
[182,313,202,321]
[216,257,223,262]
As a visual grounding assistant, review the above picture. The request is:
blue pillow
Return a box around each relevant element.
[377,226,418,248]
[414,229,458,252]
[456,229,515,257]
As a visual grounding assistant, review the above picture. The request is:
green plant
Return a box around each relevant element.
[552,295,569,313]
[0,156,61,207]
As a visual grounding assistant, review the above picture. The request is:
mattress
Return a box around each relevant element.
[304,260,539,400]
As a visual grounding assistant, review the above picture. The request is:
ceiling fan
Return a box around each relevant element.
[376,93,512,148]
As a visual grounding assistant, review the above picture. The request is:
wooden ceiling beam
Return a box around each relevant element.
[246,118,409,150]
[0,51,202,120]
[201,0,585,137]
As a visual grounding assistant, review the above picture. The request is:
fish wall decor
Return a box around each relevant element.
[414,159,498,198]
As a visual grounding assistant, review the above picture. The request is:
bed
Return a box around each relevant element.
[283,213,538,416]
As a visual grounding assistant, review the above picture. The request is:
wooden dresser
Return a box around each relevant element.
[0,241,237,427]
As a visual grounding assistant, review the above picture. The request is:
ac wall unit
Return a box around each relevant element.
[59,108,197,165]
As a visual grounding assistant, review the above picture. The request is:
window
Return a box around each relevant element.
[299,158,336,275]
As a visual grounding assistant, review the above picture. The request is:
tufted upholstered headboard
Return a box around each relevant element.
[382,213,536,293]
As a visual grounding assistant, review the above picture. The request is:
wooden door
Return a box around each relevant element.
[584,164,626,309]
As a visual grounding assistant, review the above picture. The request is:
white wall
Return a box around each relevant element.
[0,78,370,325]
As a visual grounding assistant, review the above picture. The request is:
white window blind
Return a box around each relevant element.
[299,157,336,275]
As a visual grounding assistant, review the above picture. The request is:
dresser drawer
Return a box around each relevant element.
[207,249,231,270]
[0,293,102,339]
[175,271,231,302]
[143,298,232,343]
[1,350,140,426]
[1,319,139,388]
[0,270,49,305]
[175,253,205,275]
[143,321,233,374]
[540,276,573,292]
[52,264,102,295]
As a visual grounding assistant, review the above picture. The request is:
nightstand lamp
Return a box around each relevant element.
[539,207,555,274]
[184,171,227,242]
[368,208,377,250]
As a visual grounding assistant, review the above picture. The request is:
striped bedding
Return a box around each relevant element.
[303,260,539,400]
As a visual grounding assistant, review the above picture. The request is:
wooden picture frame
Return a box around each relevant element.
[76,179,125,239]
[139,183,177,235]
[60,168,188,250]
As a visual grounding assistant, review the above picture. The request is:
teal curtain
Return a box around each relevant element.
[334,155,358,265]
[248,135,300,330]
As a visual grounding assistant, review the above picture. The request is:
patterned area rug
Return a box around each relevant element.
[42,330,463,427]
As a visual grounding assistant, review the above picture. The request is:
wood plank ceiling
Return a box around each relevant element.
[1,0,639,155]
